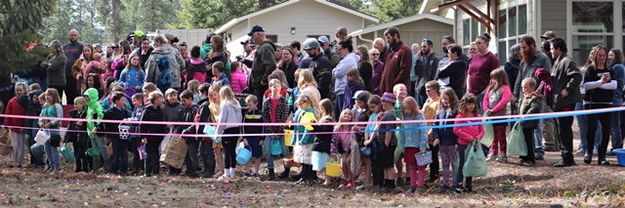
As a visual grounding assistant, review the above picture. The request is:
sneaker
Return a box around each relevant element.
[496,155,507,163]
[535,156,544,161]
[345,180,355,189]
[575,149,586,156]
[553,160,575,167]
[338,180,349,189]
[356,183,372,191]
[454,187,463,194]
[485,153,496,162]
[598,160,610,166]
[407,186,417,195]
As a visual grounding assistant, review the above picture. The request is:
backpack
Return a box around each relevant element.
[156,56,173,91]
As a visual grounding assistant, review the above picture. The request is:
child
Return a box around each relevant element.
[262,79,290,180]
[483,68,512,162]
[518,78,543,166]
[392,83,408,184]
[178,90,199,177]
[343,68,365,110]
[313,99,335,186]
[264,71,289,99]
[376,92,399,191]
[194,83,216,177]
[156,57,174,93]
[216,86,243,182]
[87,53,105,78]
[185,46,208,84]
[291,93,318,184]
[229,62,248,94]
[103,92,131,175]
[453,94,484,193]
[422,81,441,183]
[242,95,263,178]
[186,80,201,103]
[400,97,428,194]
[24,89,44,168]
[84,88,111,172]
[118,54,145,95]
[333,109,355,189]
[67,96,92,172]
[364,95,383,188]
[163,88,184,174]
[140,91,166,177]
[212,61,230,86]
[128,93,145,173]
[38,89,64,171]
[351,91,371,189]
[208,84,224,177]
[432,88,459,189]
[3,82,27,167]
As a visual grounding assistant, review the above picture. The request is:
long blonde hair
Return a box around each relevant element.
[208,84,222,121]
[297,69,317,89]
[334,109,354,131]
[219,86,239,107]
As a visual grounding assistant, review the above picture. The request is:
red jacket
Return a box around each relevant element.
[3,96,26,133]
[379,41,412,93]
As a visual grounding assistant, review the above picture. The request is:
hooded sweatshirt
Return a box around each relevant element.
[145,44,184,89]
[85,88,104,139]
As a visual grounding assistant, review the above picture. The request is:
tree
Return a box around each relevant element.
[0,0,57,75]
[177,0,286,29]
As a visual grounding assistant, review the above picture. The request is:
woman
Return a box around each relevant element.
[583,45,616,165]
[356,45,373,92]
[42,40,67,95]
[279,47,298,89]
[71,45,96,93]
[436,44,467,97]
[206,35,229,78]
[137,38,153,70]
[467,34,499,111]
[111,40,132,80]
[608,49,625,155]
[370,48,384,95]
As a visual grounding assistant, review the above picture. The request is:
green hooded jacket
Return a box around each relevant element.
[84,88,103,139]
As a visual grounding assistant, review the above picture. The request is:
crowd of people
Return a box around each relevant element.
[1,25,625,195]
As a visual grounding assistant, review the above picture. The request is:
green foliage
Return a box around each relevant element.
[177,0,285,29]
[0,0,56,75]
[371,0,422,23]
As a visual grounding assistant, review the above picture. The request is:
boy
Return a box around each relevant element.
[392,83,409,185]
[179,90,199,177]
[422,81,441,183]
[128,93,145,173]
[212,61,230,86]
[193,83,216,178]
[104,92,131,175]
[163,88,184,174]
[140,91,166,177]
[263,79,290,180]
[242,94,263,178]
[518,78,543,166]
[84,88,111,173]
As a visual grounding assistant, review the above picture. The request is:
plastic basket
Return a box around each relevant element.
[284,130,294,147]
[325,162,341,177]
[236,147,252,165]
[614,148,625,167]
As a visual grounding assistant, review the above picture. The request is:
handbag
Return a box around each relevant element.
[415,150,433,166]
[271,137,283,156]
[50,134,62,147]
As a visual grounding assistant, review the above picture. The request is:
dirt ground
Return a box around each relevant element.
[1,148,624,208]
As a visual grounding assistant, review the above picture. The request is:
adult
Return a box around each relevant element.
[332,37,359,114]
[133,37,153,70]
[411,43,419,92]
[505,44,522,96]
[63,29,84,104]
[582,45,616,165]
[111,40,132,80]
[374,38,388,64]
[513,35,552,160]
[318,36,340,68]
[144,35,184,90]
[42,41,67,95]
[379,28,412,94]
[356,45,373,92]
[467,34,499,111]
[279,47,298,89]
[70,45,97,94]
[274,43,284,66]
[435,45,467,97]
[201,32,217,61]
[369,48,384,95]
[414,38,440,106]
[302,38,332,99]
[439,36,469,71]
[207,35,230,79]
[179,42,190,61]
[247,25,276,100]
[240,39,256,74]
[549,38,582,167]
[608,49,625,154]
[290,41,303,65]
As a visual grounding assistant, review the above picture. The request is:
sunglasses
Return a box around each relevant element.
[370,53,380,56]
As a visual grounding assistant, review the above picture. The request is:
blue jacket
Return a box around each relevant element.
[292,107,317,145]
[400,113,428,150]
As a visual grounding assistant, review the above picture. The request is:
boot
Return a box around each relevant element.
[268,168,276,180]
[278,166,290,179]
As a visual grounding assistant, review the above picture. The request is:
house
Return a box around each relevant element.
[215,0,379,58]
[349,13,454,55]
[436,0,625,65]
[156,29,214,48]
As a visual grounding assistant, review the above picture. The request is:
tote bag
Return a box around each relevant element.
[463,141,488,177]
[481,112,495,147]
[506,122,527,157]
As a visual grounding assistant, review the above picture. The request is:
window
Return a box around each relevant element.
[463,19,470,46]
[496,3,527,64]
[266,35,278,43]
[462,18,487,47]
[307,35,330,40]
[571,1,614,64]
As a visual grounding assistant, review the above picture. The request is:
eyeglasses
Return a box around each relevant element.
[370,53,380,56]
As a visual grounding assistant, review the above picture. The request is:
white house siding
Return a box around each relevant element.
[157,29,213,48]
[540,0,566,41]
[358,20,453,55]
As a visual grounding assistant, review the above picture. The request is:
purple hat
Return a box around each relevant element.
[381,92,396,103]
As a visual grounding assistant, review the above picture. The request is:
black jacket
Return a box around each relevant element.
[103,107,130,138]
[66,109,87,144]
[191,97,212,135]
[358,62,373,92]
[310,53,333,99]
[313,116,334,153]
[178,104,198,134]
[140,104,166,140]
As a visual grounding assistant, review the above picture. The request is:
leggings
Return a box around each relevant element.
[439,145,456,186]
[490,124,507,155]
[222,127,240,169]
[586,105,611,162]
[454,144,471,190]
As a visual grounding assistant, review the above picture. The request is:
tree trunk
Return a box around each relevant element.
[111,0,119,43]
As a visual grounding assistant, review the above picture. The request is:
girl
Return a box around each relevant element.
[453,94,484,193]
[208,84,225,177]
[186,80,201,104]
[140,91,166,177]
[185,46,208,84]
[433,88,459,189]
[86,73,104,100]
[67,96,92,172]
[279,47,298,88]
[262,79,289,180]
[482,68,511,162]
[376,92,399,191]
[118,54,145,96]
[313,99,335,186]
[3,82,27,167]
[291,93,318,184]
[343,68,365,110]
[39,89,64,171]
[216,86,242,182]
[333,109,355,189]
[364,95,382,188]
[229,62,248,94]
[400,96,428,194]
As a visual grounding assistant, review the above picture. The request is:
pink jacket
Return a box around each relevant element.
[482,84,512,114]
[453,113,485,145]
[230,69,248,94]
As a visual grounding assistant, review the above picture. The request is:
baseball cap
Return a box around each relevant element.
[540,31,556,39]
[317,36,330,44]
[302,38,320,50]
[248,25,265,36]
[353,90,371,101]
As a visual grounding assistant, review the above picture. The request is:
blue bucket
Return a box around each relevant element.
[236,147,252,165]
[613,148,625,167]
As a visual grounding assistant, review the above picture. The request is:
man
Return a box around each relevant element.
[318,36,340,68]
[513,35,552,161]
[144,35,184,90]
[379,27,412,93]
[374,38,388,64]
[303,38,332,99]
[414,39,440,106]
[332,37,359,116]
[541,31,557,65]
[410,43,419,97]
[247,25,276,100]
[439,36,469,70]
[63,29,84,104]
[550,37,582,167]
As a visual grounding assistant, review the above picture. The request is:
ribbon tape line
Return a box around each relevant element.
[1,106,624,138]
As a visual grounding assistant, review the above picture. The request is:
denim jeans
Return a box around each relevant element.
[44,140,61,170]
[185,138,200,174]
[265,136,285,170]
[610,103,623,150]
[533,120,544,158]
[334,94,344,120]
[199,141,216,176]
[575,102,601,151]
[91,136,112,172]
